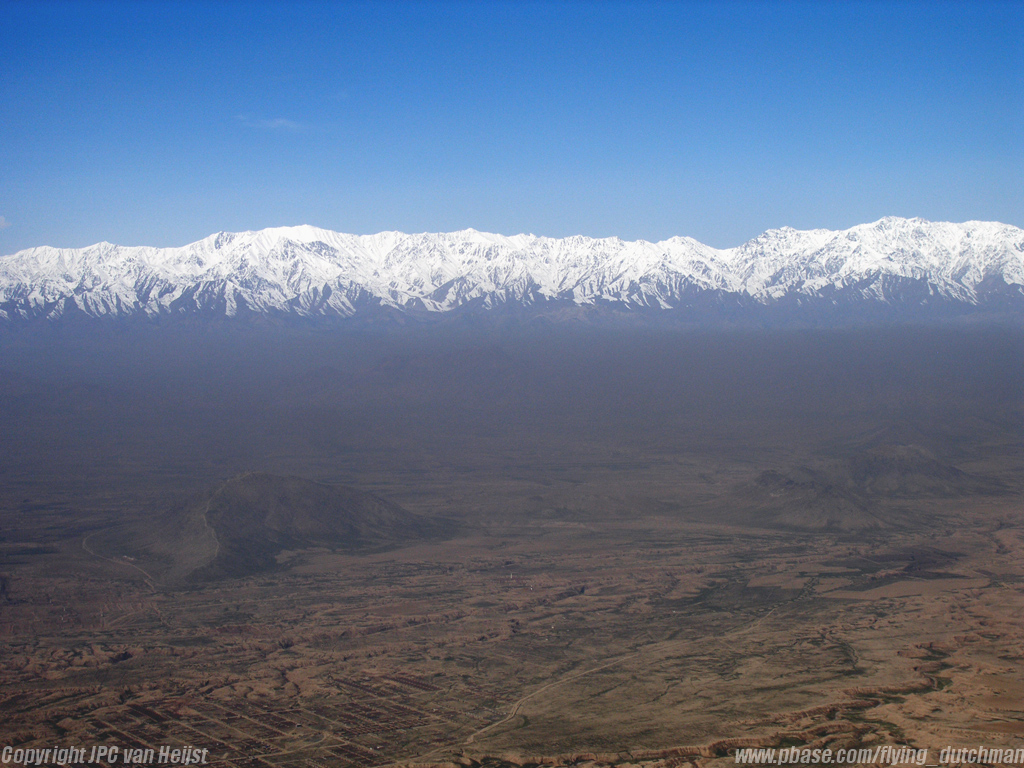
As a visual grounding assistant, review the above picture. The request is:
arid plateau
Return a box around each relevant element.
[1,324,1022,768]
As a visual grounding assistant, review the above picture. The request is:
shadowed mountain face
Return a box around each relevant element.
[737,444,1011,531]
[843,444,1004,497]
[125,473,439,583]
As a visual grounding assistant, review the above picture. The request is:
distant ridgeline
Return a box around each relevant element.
[1,217,1022,325]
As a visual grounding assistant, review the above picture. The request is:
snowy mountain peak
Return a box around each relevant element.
[2,218,1022,322]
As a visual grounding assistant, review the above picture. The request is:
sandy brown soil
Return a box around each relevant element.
[2,325,1022,767]
[1,486,1022,768]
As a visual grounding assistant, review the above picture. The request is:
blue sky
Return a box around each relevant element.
[1,0,1021,252]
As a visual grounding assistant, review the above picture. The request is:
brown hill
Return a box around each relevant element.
[103,473,442,584]
[729,444,1009,531]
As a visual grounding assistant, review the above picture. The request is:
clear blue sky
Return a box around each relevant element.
[1,0,1021,253]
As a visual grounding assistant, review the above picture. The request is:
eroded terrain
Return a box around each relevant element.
[3,476,1022,767]
[1,325,1022,767]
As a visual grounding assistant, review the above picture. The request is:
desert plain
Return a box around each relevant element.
[0,324,1021,768]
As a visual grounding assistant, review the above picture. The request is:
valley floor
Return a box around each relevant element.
[2,492,1023,768]
[1,325,1022,767]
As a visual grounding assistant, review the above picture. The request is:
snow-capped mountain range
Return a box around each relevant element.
[1,217,1022,322]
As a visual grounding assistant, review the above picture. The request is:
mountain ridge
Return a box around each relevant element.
[2,217,1022,322]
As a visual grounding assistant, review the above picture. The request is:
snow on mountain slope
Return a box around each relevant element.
[1,218,1021,321]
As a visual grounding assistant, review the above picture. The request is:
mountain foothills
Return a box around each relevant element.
[93,473,442,584]
[1,217,1022,322]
